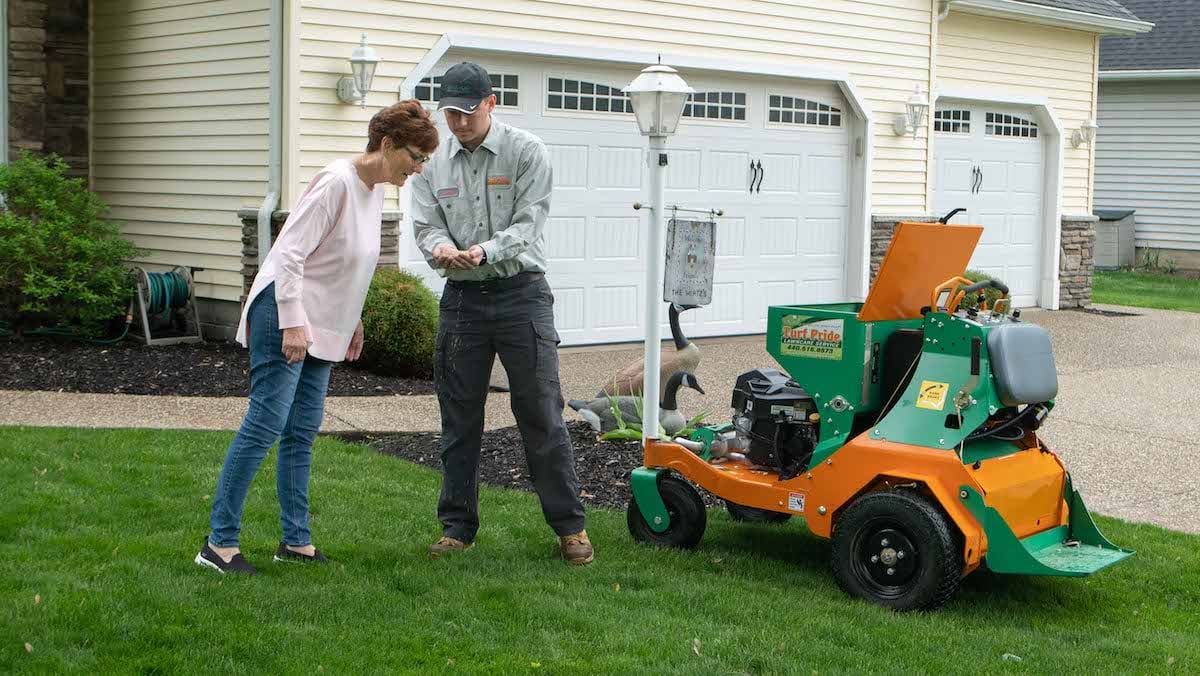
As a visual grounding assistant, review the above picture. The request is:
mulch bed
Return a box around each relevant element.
[365,421,722,511]
[0,336,436,397]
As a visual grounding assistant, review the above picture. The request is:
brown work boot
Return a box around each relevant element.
[428,536,472,558]
[559,530,594,565]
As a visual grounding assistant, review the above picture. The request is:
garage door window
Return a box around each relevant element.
[546,77,633,113]
[683,91,747,121]
[415,73,520,108]
[767,94,840,127]
[934,109,971,134]
[985,112,1038,138]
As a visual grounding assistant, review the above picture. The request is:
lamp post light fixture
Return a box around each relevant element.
[336,34,381,108]
[892,84,930,138]
[1071,118,1099,148]
[623,62,693,443]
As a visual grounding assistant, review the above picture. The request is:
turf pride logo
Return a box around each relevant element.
[780,316,844,360]
[916,380,950,411]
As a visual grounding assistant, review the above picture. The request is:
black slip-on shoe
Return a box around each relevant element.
[273,543,330,564]
[194,541,258,575]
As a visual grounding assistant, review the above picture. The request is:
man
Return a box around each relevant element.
[411,62,592,565]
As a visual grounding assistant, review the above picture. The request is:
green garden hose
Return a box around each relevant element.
[142,269,192,316]
[0,268,191,343]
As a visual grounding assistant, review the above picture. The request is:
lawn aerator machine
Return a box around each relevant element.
[627,220,1133,611]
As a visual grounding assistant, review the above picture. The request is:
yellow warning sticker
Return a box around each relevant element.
[916,381,950,411]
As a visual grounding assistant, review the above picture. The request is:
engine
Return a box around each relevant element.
[730,368,819,480]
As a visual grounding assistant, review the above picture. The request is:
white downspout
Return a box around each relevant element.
[937,0,952,20]
[257,0,284,265]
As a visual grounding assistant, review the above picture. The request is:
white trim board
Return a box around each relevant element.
[951,0,1153,35]
[934,88,1064,310]
[399,32,876,302]
[1099,69,1200,81]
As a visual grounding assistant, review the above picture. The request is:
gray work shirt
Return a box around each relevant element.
[411,117,552,281]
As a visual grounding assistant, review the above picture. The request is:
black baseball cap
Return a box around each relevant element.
[437,62,494,114]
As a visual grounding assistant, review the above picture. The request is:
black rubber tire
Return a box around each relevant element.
[830,490,962,612]
[725,500,792,524]
[627,475,707,549]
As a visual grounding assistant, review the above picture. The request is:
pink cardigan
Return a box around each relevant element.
[237,159,383,362]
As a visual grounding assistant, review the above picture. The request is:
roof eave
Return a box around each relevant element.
[951,0,1154,35]
[1099,69,1200,80]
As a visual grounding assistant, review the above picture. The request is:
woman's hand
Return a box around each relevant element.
[346,321,364,361]
[282,327,308,364]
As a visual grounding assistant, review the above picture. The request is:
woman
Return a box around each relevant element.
[195,101,438,574]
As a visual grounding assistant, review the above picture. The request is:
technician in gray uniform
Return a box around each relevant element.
[411,62,592,565]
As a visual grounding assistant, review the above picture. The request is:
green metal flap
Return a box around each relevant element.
[631,467,670,533]
[1029,538,1132,575]
[960,486,1134,577]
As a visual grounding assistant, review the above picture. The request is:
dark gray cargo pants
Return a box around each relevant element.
[433,272,585,544]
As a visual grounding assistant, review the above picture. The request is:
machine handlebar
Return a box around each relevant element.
[931,276,1011,315]
[960,279,1010,296]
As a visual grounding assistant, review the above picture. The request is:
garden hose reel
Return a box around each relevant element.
[131,266,204,346]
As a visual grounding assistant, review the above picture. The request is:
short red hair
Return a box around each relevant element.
[366,100,438,154]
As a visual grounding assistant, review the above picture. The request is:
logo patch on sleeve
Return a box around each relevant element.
[436,187,459,199]
[486,176,511,186]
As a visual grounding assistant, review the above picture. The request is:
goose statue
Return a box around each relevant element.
[569,371,705,436]
[597,303,701,398]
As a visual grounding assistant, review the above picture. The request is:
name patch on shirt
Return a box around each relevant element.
[436,187,459,199]
[486,176,512,187]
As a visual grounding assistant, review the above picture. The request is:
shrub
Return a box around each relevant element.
[358,267,439,377]
[962,269,1006,310]
[0,152,139,336]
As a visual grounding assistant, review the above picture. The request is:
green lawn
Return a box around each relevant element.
[2,427,1197,673]
[1093,270,1200,313]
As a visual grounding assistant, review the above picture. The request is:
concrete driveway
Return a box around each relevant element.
[2,304,1197,534]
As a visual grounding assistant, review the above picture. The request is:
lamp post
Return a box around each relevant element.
[623,63,693,443]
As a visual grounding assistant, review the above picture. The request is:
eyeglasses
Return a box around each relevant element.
[404,147,431,164]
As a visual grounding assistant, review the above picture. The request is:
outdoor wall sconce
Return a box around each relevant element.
[1071,118,1099,148]
[892,85,929,138]
[336,34,381,108]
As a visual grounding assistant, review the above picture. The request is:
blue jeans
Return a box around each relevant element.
[208,283,333,548]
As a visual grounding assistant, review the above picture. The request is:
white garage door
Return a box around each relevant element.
[402,56,853,345]
[933,103,1045,308]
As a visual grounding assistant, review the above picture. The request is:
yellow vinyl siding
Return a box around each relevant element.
[295,0,935,212]
[937,12,1097,214]
[91,1,271,303]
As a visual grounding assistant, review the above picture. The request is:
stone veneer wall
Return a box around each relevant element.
[237,209,402,299]
[1058,215,1096,309]
[8,0,89,176]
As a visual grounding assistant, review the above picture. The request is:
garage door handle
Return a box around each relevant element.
[748,160,757,192]
[754,160,764,193]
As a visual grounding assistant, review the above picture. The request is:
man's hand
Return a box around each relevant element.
[282,326,308,364]
[468,245,485,266]
[346,321,364,361]
[432,243,476,270]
